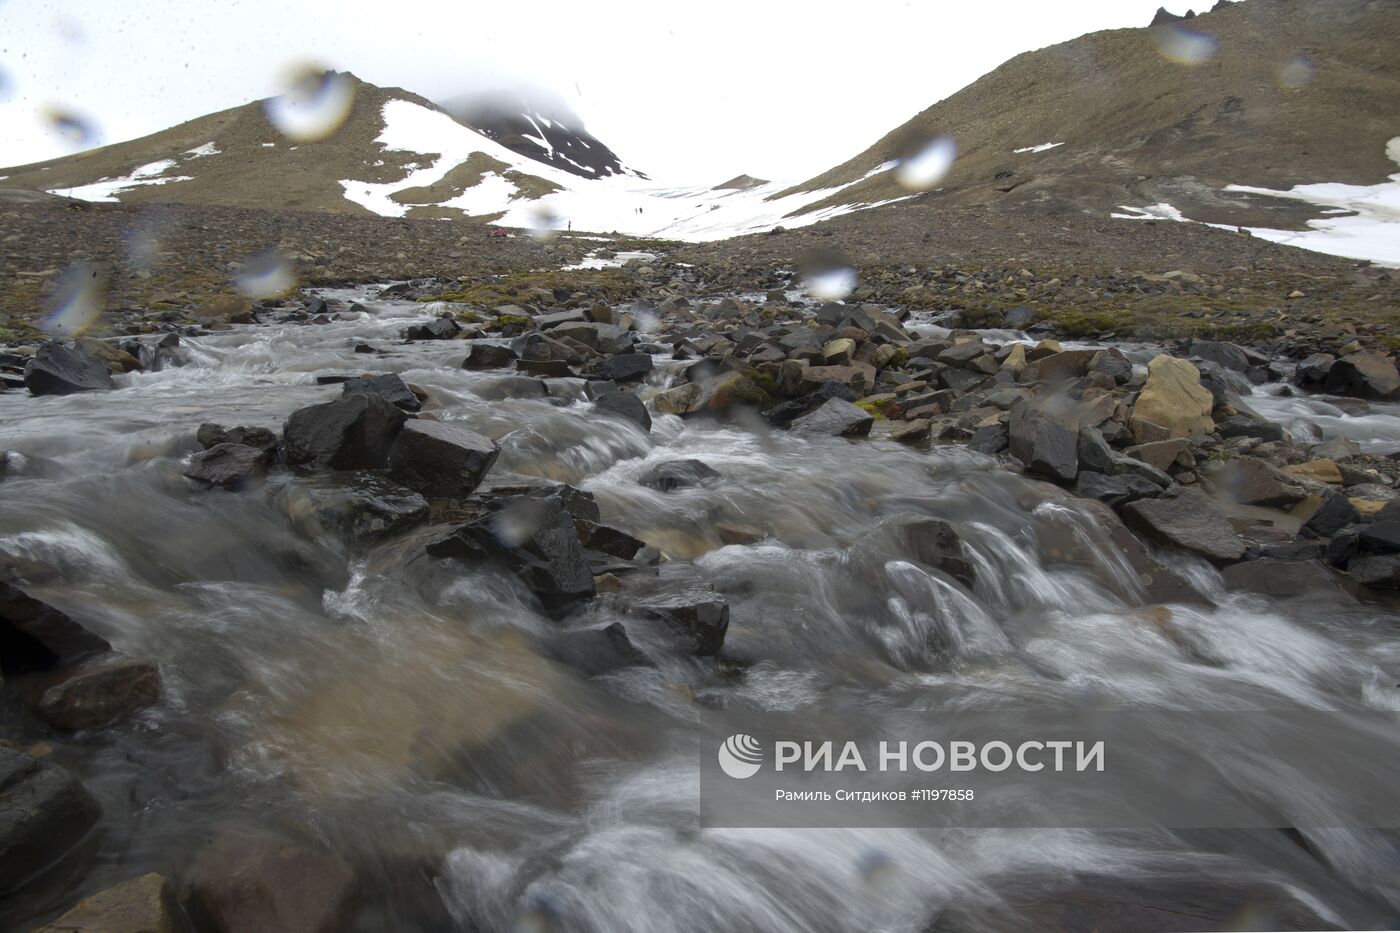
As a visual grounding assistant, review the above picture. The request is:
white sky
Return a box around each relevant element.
[0,0,1196,184]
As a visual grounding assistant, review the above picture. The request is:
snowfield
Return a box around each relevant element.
[1112,136,1400,267]
[338,100,911,241]
[51,159,193,202]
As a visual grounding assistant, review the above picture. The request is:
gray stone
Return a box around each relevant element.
[639,459,720,492]
[24,342,116,395]
[387,420,499,498]
[1123,487,1247,564]
[341,372,421,412]
[788,398,874,438]
[594,391,651,431]
[283,394,406,470]
[628,562,730,656]
[461,343,518,370]
[33,656,161,730]
[183,443,268,488]
[1,583,110,675]
[1008,402,1078,483]
[0,749,101,894]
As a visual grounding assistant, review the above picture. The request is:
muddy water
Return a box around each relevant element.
[2,288,1399,930]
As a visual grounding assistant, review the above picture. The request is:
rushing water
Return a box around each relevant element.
[3,288,1400,930]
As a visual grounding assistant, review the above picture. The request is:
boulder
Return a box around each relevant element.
[1,583,110,675]
[194,295,253,324]
[576,521,646,559]
[895,519,974,587]
[182,829,356,933]
[427,493,595,614]
[1123,487,1247,564]
[597,353,653,382]
[1131,354,1214,439]
[32,872,178,933]
[282,394,406,470]
[1185,339,1252,373]
[1216,414,1287,442]
[1089,348,1133,385]
[0,748,101,894]
[196,423,277,454]
[403,317,460,341]
[1283,459,1343,485]
[1351,554,1400,589]
[24,342,117,395]
[1210,457,1307,508]
[594,391,651,431]
[32,656,161,730]
[1293,352,1335,388]
[1220,559,1349,598]
[1300,490,1362,539]
[546,622,649,676]
[1075,472,1162,508]
[627,563,730,656]
[461,343,518,370]
[386,420,499,499]
[1017,349,1098,385]
[183,443,269,489]
[1125,439,1190,472]
[1008,401,1078,483]
[639,459,720,492]
[340,373,421,412]
[1323,351,1400,400]
[787,398,874,438]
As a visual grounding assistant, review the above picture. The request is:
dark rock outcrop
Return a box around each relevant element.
[283,394,406,470]
[0,748,101,894]
[387,420,499,498]
[24,342,117,396]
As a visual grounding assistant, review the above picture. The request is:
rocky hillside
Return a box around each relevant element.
[440,89,636,180]
[777,0,1400,233]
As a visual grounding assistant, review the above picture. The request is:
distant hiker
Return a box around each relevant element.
[567,220,572,231]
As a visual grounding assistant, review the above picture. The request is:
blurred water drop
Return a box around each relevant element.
[895,136,957,191]
[632,307,660,334]
[263,66,354,142]
[42,106,98,148]
[1280,55,1314,88]
[0,66,11,103]
[526,203,563,240]
[1153,23,1217,66]
[800,247,858,301]
[234,249,295,300]
[854,847,895,885]
[39,263,107,337]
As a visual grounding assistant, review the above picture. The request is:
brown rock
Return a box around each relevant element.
[1131,355,1214,439]
[34,657,161,730]
[34,873,177,933]
[183,829,356,933]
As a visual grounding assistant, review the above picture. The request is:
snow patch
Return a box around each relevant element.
[49,159,192,202]
[183,142,219,158]
[563,249,658,270]
[1015,142,1064,154]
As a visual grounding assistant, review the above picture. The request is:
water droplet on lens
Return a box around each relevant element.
[895,135,957,191]
[42,106,98,148]
[40,262,107,337]
[855,847,894,884]
[234,249,295,300]
[1153,23,1217,65]
[1280,55,1314,88]
[527,204,563,240]
[263,66,355,142]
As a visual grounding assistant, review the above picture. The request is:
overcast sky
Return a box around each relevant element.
[0,0,1195,183]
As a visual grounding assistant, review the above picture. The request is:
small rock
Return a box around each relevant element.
[788,398,874,438]
[1350,554,1400,589]
[33,656,161,730]
[196,423,277,454]
[594,391,651,431]
[627,562,730,656]
[1009,401,1078,483]
[461,343,518,370]
[183,443,268,489]
[546,623,649,676]
[639,459,720,492]
[32,872,177,933]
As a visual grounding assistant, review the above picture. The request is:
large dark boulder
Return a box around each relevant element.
[1123,487,1247,564]
[1075,472,1162,508]
[597,353,653,382]
[1293,352,1335,388]
[1216,414,1287,443]
[33,656,162,730]
[283,394,406,470]
[627,563,730,656]
[1301,491,1361,539]
[1323,351,1400,400]
[1210,457,1307,508]
[183,443,269,489]
[276,473,429,546]
[427,493,595,614]
[0,748,101,894]
[24,342,117,396]
[341,373,421,412]
[404,317,461,341]
[788,398,874,438]
[461,343,518,370]
[638,459,720,492]
[594,391,651,432]
[1351,554,1400,589]
[1009,401,1078,483]
[386,420,499,498]
[0,583,109,675]
[762,382,858,427]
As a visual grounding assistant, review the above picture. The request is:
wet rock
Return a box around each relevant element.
[762,382,858,427]
[196,423,277,454]
[1123,487,1247,564]
[1210,456,1307,508]
[1131,354,1214,439]
[1064,500,1208,604]
[577,521,645,559]
[24,342,117,396]
[283,394,406,471]
[593,391,651,431]
[1216,413,1287,442]
[182,828,356,933]
[183,443,269,489]
[1,583,110,676]
[1126,439,1190,472]
[596,353,653,382]
[1312,437,1361,462]
[341,373,422,412]
[1002,305,1036,329]
[32,656,161,730]
[890,419,931,443]
[1220,558,1350,599]
[276,473,429,546]
[1089,348,1133,385]
[475,375,547,400]
[1077,427,1116,474]
[896,519,975,587]
[0,748,101,894]
[966,423,1009,454]
[1351,554,1400,589]
[652,372,764,416]
[387,420,499,499]
[1185,339,1255,373]
[1283,459,1343,485]
[546,622,649,676]
[1008,401,1078,483]
[427,493,595,613]
[1294,352,1336,388]
[1075,472,1162,507]
[535,309,587,329]
[627,562,730,656]
[639,459,720,492]
[788,398,874,438]
[32,872,178,933]
[1299,490,1362,539]
[461,343,517,370]
[1361,520,1400,554]
[1111,454,1174,489]
[1323,350,1400,400]
[404,317,461,341]
[1017,349,1098,385]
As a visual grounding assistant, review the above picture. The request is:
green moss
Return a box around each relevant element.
[855,399,893,420]
[1041,309,1136,337]
[489,313,533,331]
[454,309,485,324]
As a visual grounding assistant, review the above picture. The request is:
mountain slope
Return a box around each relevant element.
[439,89,636,180]
[777,0,1400,236]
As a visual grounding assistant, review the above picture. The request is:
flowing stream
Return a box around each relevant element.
[3,287,1400,931]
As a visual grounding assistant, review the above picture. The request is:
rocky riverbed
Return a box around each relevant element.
[3,252,1400,931]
